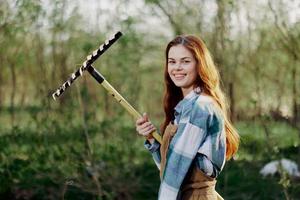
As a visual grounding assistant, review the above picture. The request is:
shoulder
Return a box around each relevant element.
[194,94,219,114]
[190,94,223,127]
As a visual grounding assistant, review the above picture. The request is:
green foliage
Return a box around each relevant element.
[0,107,300,199]
[0,109,160,199]
[0,0,299,199]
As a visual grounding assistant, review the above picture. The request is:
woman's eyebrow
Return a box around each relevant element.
[168,57,192,60]
[181,57,192,60]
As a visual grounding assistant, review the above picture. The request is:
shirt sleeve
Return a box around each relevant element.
[194,104,226,178]
[144,139,161,170]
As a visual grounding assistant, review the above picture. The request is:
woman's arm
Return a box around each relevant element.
[194,104,226,178]
[144,139,161,170]
[136,113,162,169]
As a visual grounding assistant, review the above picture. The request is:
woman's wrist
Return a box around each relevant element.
[147,138,155,144]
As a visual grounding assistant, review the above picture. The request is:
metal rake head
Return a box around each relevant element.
[52,31,123,100]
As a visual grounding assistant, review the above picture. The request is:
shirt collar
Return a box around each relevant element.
[174,87,201,115]
[184,89,198,100]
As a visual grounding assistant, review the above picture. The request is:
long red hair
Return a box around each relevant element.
[161,35,239,160]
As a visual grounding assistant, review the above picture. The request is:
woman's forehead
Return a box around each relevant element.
[168,45,193,59]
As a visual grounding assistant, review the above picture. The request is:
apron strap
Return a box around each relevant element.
[160,122,178,179]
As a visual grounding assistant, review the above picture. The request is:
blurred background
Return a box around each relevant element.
[0,0,299,199]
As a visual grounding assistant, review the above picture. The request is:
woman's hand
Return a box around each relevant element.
[136,113,156,143]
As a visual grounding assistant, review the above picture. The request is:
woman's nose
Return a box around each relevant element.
[174,62,183,70]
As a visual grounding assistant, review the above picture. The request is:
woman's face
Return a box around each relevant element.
[167,44,198,96]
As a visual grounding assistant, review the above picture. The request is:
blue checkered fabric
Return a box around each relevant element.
[144,90,226,200]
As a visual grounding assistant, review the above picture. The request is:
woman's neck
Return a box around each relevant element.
[181,87,194,97]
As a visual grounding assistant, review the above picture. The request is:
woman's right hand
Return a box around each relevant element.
[136,113,156,143]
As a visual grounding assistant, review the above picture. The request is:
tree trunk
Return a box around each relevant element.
[149,1,182,35]
[35,31,52,115]
[9,61,16,127]
[229,82,235,122]
[292,58,298,126]
[51,32,58,92]
[0,56,3,111]
[213,0,227,74]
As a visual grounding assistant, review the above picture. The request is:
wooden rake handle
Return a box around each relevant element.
[87,65,162,144]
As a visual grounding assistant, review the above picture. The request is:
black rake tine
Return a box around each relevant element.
[52,31,123,100]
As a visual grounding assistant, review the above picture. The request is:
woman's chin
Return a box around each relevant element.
[173,82,184,87]
[172,79,186,87]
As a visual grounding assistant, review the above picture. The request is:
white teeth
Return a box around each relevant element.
[174,74,185,78]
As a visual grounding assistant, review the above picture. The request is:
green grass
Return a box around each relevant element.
[0,107,299,199]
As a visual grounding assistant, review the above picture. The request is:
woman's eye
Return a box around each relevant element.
[183,60,190,64]
[168,61,175,64]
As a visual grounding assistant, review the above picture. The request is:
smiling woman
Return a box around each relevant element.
[136,35,240,200]
[167,45,198,97]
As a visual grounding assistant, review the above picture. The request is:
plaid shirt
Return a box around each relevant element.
[145,90,226,200]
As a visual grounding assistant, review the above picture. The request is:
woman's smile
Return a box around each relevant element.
[167,44,198,96]
[173,73,187,80]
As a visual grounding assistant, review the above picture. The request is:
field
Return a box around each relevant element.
[0,107,299,200]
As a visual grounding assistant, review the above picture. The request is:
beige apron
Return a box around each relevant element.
[160,122,219,200]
